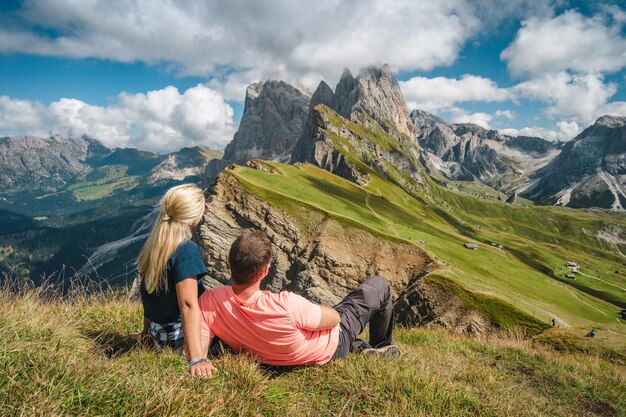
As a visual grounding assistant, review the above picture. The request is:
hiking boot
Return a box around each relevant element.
[361,344,401,360]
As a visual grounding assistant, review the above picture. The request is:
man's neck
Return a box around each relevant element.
[231,280,261,301]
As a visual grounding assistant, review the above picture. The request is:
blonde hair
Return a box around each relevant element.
[138,184,206,294]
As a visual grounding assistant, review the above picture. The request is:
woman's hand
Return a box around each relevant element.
[189,361,217,378]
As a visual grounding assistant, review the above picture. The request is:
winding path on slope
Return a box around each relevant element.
[577,271,626,292]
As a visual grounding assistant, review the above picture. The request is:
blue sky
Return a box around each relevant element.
[0,0,625,152]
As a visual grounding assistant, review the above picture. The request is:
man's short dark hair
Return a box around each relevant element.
[228,231,272,285]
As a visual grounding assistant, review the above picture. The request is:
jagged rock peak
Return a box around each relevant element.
[595,115,626,128]
[310,80,335,109]
[333,64,414,138]
[410,109,447,126]
[204,79,311,183]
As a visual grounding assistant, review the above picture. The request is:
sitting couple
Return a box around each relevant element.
[138,184,400,378]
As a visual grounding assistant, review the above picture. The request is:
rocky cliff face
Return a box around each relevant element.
[412,110,561,192]
[195,164,494,334]
[197,166,431,302]
[149,147,222,183]
[521,115,626,210]
[292,65,425,189]
[205,81,311,183]
[0,132,109,195]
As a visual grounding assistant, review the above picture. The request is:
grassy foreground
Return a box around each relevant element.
[1,284,624,417]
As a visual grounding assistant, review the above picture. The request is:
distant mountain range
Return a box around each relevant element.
[411,109,563,194]
[0,133,221,284]
[203,66,624,211]
[0,132,221,211]
[2,63,625,293]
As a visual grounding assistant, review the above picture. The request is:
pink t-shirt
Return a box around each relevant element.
[198,286,339,366]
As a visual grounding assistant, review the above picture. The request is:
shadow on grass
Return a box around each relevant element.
[258,363,309,379]
[82,329,150,358]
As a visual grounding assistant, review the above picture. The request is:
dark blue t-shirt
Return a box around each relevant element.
[140,240,207,324]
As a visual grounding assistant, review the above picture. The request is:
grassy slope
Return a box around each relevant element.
[69,165,140,201]
[1,287,624,417]
[231,162,624,334]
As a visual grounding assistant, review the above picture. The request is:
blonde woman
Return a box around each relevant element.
[137,183,215,378]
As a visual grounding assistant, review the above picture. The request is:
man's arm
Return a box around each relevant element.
[176,277,216,378]
[316,305,340,330]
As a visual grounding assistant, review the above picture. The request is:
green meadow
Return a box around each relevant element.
[230,161,625,336]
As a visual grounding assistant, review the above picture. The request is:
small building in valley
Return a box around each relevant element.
[464,243,479,250]
[566,261,579,269]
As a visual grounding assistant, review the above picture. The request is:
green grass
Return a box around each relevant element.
[424,274,551,336]
[69,165,140,201]
[229,162,624,332]
[1,285,624,417]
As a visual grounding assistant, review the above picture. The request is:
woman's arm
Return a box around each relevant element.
[176,277,216,378]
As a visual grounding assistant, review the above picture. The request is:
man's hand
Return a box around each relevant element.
[189,361,217,378]
[125,332,150,346]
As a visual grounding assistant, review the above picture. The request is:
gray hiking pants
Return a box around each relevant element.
[332,275,394,359]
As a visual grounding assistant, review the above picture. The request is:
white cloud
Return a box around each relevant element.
[0,96,47,132]
[501,10,626,77]
[449,108,493,129]
[0,0,486,84]
[513,72,619,124]
[0,85,236,152]
[207,69,264,102]
[599,101,626,118]
[501,120,581,141]
[495,110,515,120]
[400,74,511,112]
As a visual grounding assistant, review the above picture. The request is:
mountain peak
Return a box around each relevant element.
[205,79,312,182]
[357,63,392,81]
[595,115,626,128]
[410,109,447,127]
[245,82,264,101]
[333,64,414,138]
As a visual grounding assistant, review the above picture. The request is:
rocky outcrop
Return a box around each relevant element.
[292,65,425,189]
[395,278,495,335]
[205,81,311,183]
[149,147,222,183]
[521,115,626,210]
[333,65,415,139]
[293,105,369,185]
[197,166,432,305]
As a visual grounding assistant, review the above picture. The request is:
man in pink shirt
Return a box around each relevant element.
[188,231,399,378]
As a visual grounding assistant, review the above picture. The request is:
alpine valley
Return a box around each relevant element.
[1,65,625,347]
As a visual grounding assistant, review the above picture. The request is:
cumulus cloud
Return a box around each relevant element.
[512,72,622,124]
[0,0,487,85]
[0,85,236,152]
[0,96,47,132]
[501,9,626,77]
[495,110,515,120]
[448,107,493,129]
[501,120,582,142]
[400,74,511,112]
